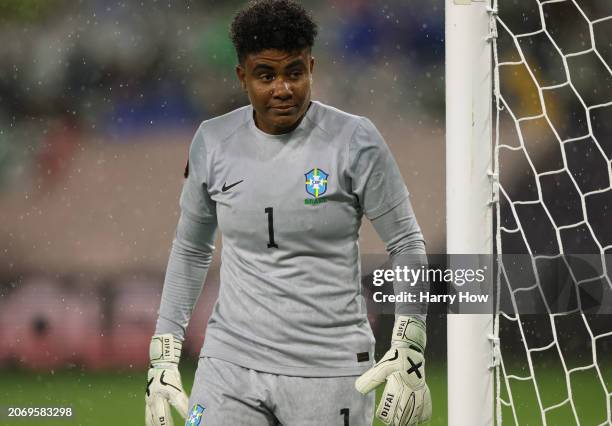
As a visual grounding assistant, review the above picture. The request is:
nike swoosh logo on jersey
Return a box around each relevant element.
[222,180,244,192]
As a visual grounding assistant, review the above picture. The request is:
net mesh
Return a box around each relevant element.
[492,0,612,424]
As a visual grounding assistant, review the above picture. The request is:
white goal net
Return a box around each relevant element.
[492,0,612,424]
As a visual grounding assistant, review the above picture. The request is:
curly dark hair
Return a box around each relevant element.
[230,0,318,63]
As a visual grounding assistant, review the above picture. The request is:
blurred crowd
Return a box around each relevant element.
[0,0,444,190]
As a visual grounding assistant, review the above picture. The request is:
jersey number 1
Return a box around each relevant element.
[265,207,278,248]
[340,408,350,425]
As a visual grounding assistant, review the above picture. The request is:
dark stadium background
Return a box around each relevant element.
[0,1,446,424]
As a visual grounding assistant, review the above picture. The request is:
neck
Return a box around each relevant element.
[254,101,312,135]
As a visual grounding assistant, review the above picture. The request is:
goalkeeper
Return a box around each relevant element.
[145,1,430,425]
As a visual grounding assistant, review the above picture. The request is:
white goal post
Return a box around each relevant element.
[446,0,495,425]
[447,0,612,424]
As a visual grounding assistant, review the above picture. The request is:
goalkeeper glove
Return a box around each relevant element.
[145,334,189,426]
[355,316,432,425]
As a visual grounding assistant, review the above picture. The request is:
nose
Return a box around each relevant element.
[272,77,292,100]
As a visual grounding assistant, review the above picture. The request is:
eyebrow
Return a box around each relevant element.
[252,64,275,74]
[251,58,306,74]
[284,59,306,69]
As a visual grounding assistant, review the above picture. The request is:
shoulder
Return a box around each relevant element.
[187,106,250,171]
[305,101,375,138]
[197,105,252,145]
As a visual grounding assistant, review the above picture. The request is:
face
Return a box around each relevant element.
[236,48,314,135]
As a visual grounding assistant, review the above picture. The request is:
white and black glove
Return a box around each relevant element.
[355,316,432,425]
[145,334,189,426]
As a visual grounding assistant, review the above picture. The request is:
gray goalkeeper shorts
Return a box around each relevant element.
[186,356,374,426]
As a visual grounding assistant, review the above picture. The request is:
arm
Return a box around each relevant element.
[350,118,431,425]
[155,211,217,339]
[370,196,428,322]
[347,117,429,322]
[155,124,217,340]
[364,199,431,425]
[146,126,216,426]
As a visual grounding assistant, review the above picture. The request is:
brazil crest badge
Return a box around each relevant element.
[186,404,205,425]
[304,168,329,205]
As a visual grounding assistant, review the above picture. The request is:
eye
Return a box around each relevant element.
[259,73,274,82]
[290,70,304,79]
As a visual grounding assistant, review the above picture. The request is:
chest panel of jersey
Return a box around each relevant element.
[208,126,363,273]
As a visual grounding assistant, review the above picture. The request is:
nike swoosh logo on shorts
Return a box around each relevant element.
[222,180,244,192]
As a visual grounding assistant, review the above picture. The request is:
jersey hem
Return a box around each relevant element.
[200,348,373,378]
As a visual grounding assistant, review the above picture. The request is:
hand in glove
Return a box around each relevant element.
[355,316,431,425]
[145,334,189,426]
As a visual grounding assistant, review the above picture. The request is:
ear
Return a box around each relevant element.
[309,56,315,82]
[236,64,247,91]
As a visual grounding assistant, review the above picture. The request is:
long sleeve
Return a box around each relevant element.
[154,211,217,340]
[370,196,428,322]
[154,124,218,340]
[347,117,428,322]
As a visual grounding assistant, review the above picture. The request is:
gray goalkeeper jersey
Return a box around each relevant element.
[178,101,410,377]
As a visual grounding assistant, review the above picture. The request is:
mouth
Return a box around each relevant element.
[270,105,297,113]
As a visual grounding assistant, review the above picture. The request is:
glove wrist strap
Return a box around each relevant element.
[149,333,182,366]
[391,315,426,352]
